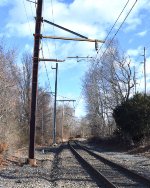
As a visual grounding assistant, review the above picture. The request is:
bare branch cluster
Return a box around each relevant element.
[82,40,135,137]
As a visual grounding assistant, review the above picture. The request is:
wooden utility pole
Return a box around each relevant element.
[28,0,43,165]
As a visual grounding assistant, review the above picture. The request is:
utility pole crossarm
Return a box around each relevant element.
[42,35,105,43]
[67,56,92,59]
[39,58,65,62]
[57,100,76,102]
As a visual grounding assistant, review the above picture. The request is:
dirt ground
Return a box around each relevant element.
[87,137,150,159]
[127,144,150,158]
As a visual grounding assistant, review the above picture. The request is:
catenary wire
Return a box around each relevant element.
[23,0,33,35]
[96,0,138,64]
[97,0,130,55]
[40,41,53,93]
[50,0,57,58]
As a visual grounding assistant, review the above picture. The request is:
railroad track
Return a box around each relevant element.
[68,141,150,188]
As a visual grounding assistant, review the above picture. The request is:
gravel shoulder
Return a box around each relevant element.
[82,141,150,180]
[0,147,55,188]
[1,141,149,188]
[0,143,98,188]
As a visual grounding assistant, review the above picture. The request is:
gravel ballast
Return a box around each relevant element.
[0,142,150,187]
[0,143,98,188]
[83,142,150,180]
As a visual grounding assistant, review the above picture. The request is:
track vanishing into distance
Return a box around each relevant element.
[68,141,150,188]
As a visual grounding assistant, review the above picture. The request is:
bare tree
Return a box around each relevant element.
[82,40,135,137]
[16,52,32,127]
[35,88,53,145]
[0,43,20,149]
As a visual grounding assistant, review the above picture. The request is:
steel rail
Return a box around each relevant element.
[68,141,117,188]
[75,141,150,187]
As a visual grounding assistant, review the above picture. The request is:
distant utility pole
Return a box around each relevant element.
[28,0,43,165]
[143,47,146,95]
[141,47,146,95]
[133,66,137,94]
[57,100,76,142]
[52,63,58,145]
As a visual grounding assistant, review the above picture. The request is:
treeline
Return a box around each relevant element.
[82,40,150,145]
[0,42,77,152]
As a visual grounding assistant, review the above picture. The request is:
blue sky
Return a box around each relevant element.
[1,0,150,117]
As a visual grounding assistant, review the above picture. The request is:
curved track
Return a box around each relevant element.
[69,141,150,188]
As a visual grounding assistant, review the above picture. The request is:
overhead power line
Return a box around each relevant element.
[109,0,137,46]
[74,91,83,109]
[50,0,57,59]
[97,0,130,54]
[40,42,53,93]
[97,0,138,63]
[23,0,32,35]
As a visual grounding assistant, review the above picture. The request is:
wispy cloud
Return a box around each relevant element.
[2,0,149,39]
[0,0,9,6]
[127,46,143,57]
[136,30,148,37]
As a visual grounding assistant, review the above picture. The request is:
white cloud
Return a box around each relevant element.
[126,46,143,57]
[0,0,9,6]
[124,0,150,31]
[2,0,150,40]
[137,30,148,37]
[5,21,35,38]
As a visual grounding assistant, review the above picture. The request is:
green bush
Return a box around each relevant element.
[113,93,150,143]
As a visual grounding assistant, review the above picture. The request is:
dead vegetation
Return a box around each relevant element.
[0,143,9,167]
[0,143,8,153]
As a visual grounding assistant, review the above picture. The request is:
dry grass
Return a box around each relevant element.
[0,154,8,167]
[0,143,8,153]
[0,143,8,167]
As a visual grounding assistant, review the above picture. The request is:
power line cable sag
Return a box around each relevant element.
[49,0,64,101]
[108,0,137,48]
[29,0,36,20]
[42,23,52,60]
[50,0,57,58]
[40,41,73,100]
[40,41,53,93]
[96,0,138,64]
[97,0,130,55]
[42,3,53,66]
[23,0,32,35]
[42,0,65,99]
